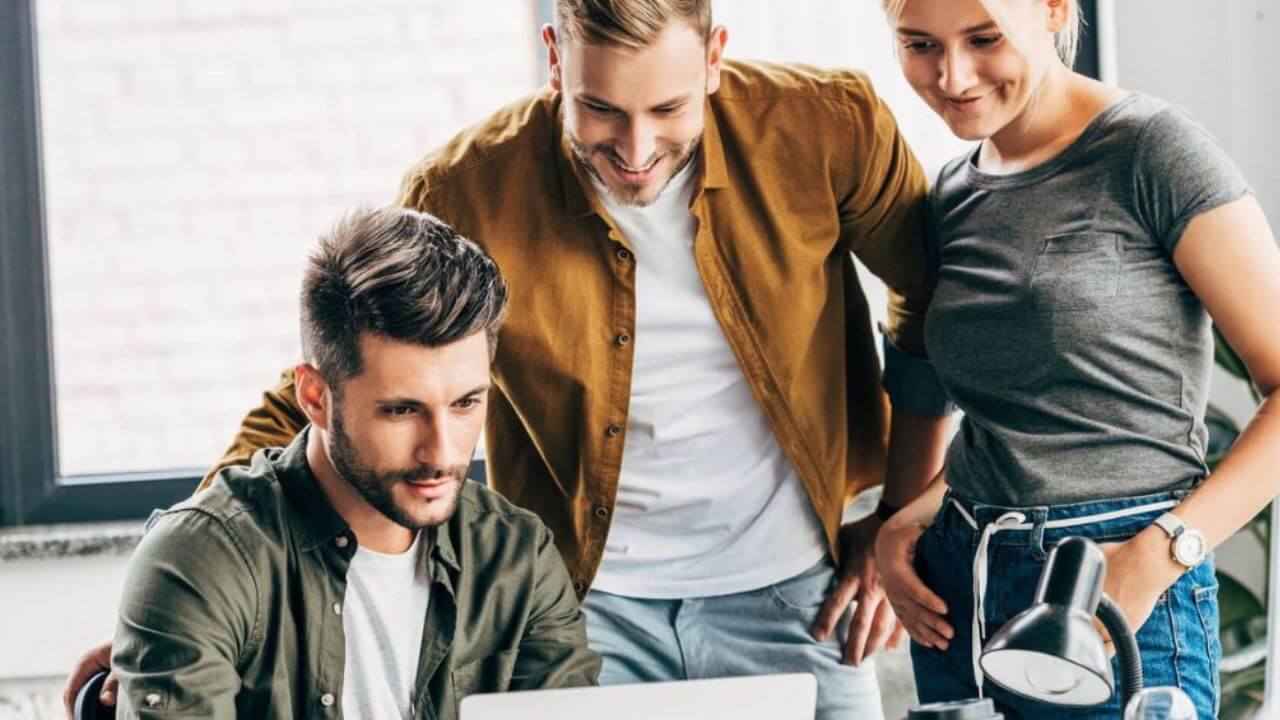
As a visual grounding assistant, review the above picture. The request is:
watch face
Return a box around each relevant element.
[1174,530,1208,567]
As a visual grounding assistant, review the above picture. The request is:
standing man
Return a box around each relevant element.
[66,2,952,717]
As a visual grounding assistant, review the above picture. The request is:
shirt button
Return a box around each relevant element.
[334,535,349,549]
[573,581,585,593]
[616,248,631,261]
[320,693,335,707]
[333,602,343,616]
[145,693,161,707]
[594,506,609,520]
[606,424,622,437]
[615,332,631,346]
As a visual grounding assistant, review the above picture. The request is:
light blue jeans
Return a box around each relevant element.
[582,558,884,720]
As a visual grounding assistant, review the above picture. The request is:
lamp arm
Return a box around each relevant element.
[1097,593,1144,709]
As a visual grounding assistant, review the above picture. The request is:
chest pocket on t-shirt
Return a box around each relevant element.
[1029,232,1122,312]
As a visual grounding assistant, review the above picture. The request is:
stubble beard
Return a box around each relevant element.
[329,411,468,530]
[568,132,702,208]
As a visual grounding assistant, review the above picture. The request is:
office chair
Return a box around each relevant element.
[73,670,114,720]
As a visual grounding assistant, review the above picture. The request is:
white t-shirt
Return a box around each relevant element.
[588,160,828,599]
[341,531,431,720]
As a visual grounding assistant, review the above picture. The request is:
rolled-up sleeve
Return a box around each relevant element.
[836,72,934,357]
[112,511,258,719]
[881,328,954,417]
[511,525,602,690]
[833,72,954,416]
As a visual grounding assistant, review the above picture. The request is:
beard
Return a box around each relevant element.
[328,411,469,530]
[567,131,701,208]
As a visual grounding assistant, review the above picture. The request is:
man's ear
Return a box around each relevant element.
[543,24,564,92]
[705,25,728,95]
[295,364,332,431]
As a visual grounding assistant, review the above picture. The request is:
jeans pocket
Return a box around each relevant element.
[767,560,834,616]
[913,520,940,570]
[1193,581,1222,717]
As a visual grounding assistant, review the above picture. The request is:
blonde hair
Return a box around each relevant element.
[882,0,1082,68]
[555,0,712,49]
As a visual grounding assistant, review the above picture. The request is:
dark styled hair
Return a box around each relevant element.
[300,206,508,385]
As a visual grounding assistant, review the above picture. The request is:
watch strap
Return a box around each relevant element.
[1153,512,1185,538]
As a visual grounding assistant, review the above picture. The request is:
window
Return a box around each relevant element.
[1,0,540,524]
[1,0,1099,525]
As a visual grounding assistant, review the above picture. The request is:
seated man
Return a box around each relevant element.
[109,207,600,719]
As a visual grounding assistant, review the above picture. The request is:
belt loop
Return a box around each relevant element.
[934,489,954,530]
[1029,509,1048,560]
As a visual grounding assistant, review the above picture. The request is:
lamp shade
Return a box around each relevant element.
[979,537,1116,707]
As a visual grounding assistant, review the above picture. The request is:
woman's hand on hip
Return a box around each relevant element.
[1098,526,1186,638]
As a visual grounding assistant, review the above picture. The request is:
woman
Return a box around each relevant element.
[872,0,1280,717]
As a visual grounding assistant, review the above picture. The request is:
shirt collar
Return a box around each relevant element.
[698,95,729,192]
[429,508,461,574]
[554,95,598,221]
[273,428,350,553]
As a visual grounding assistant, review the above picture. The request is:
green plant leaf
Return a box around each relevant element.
[1221,660,1266,720]
[1217,571,1265,631]
[1207,326,1268,720]
[1220,691,1263,720]
[1222,663,1266,696]
[1213,324,1263,404]
[1205,402,1242,470]
[1214,324,1252,382]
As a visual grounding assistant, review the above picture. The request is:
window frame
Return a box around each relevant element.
[0,0,196,525]
[1077,0,1101,80]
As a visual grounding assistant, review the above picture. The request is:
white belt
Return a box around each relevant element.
[950,496,1179,696]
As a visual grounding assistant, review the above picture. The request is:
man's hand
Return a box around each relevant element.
[811,515,906,666]
[62,640,115,718]
[874,515,953,651]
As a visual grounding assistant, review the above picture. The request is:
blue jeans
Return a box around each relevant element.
[582,559,883,720]
[911,490,1221,719]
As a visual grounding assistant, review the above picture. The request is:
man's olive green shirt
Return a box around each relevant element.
[113,431,600,719]
[202,60,936,596]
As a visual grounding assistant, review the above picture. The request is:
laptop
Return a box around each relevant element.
[460,673,817,720]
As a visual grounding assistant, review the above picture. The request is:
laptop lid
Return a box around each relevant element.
[460,673,817,720]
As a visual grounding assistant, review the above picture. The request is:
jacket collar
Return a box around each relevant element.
[273,429,349,553]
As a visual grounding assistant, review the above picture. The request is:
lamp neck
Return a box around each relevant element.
[1097,593,1144,707]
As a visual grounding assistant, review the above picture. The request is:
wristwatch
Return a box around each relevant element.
[1152,513,1208,569]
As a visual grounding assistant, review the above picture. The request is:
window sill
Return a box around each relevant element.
[0,521,144,562]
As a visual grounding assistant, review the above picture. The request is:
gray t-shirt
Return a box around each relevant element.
[925,93,1253,506]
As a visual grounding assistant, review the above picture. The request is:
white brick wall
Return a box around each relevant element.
[37,0,541,475]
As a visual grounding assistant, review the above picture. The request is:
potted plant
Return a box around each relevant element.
[1208,326,1269,720]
